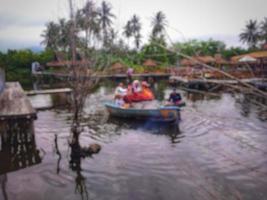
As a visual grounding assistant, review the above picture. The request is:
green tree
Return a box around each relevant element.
[41,21,61,51]
[123,20,133,46]
[98,1,115,48]
[76,0,100,48]
[239,19,260,49]
[173,39,226,57]
[260,17,267,44]
[130,15,142,50]
[151,11,167,43]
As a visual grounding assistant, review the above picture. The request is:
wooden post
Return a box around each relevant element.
[0,67,5,94]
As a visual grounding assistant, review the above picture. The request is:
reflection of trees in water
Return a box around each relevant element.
[0,174,8,200]
[69,136,89,200]
[54,134,62,174]
[0,119,42,200]
[107,116,182,143]
[235,93,267,120]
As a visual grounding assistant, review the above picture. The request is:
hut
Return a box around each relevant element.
[109,62,127,74]
[180,56,216,67]
[46,52,91,72]
[231,51,267,77]
[143,59,157,67]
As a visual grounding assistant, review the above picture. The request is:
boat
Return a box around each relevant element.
[105,102,180,122]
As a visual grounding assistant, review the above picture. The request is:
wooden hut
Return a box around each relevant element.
[231,51,267,77]
[109,62,127,74]
[143,59,157,67]
[46,52,91,72]
[180,56,216,67]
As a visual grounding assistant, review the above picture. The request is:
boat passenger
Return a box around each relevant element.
[114,82,127,97]
[127,68,134,82]
[114,95,125,107]
[168,88,182,106]
[132,80,142,93]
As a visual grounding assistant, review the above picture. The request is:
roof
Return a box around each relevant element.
[214,54,228,64]
[180,56,216,66]
[231,51,267,62]
[110,62,126,70]
[238,55,257,63]
[143,59,157,67]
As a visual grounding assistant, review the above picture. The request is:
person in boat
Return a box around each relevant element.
[168,88,182,106]
[115,94,130,108]
[126,68,134,83]
[141,81,155,100]
[114,95,125,107]
[132,80,142,93]
[114,82,127,98]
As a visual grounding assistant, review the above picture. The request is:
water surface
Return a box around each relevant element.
[1,81,267,200]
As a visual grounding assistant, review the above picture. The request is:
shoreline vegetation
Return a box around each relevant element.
[0,1,266,86]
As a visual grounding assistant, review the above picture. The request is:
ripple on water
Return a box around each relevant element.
[4,89,267,200]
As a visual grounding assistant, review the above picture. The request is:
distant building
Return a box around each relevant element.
[109,62,127,74]
[143,59,157,67]
[46,52,91,71]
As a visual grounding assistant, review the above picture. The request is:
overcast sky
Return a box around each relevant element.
[0,0,266,51]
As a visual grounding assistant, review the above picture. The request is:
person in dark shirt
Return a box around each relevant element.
[168,88,182,105]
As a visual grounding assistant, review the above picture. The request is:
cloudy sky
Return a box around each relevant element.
[0,0,266,51]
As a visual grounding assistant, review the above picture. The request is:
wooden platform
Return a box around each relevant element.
[0,82,36,120]
[26,88,72,95]
[170,76,267,85]
[33,71,171,79]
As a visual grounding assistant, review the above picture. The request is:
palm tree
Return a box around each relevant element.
[123,20,133,46]
[260,17,267,44]
[130,15,142,49]
[58,18,72,51]
[41,21,60,51]
[239,19,260,49]
[77,0,100,47]
[98,1,115,48]
[151,11,167,39]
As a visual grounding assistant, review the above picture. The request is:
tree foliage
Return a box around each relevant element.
[173,39,226,57]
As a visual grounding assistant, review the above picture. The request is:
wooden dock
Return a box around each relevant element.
[33,71,171,79]
[170,76,267,85]
[0,82,36,120]
[26,88,72,95]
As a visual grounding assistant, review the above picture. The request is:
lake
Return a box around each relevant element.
[1,80,267,200]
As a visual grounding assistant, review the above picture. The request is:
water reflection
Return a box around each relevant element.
[17,79,267,200]
[107,116,182,144]
[0,118,42,200]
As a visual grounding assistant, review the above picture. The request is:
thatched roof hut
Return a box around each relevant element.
[214,54,228,65]
[46,52,90,67]
[109,62,127,73]
[231,51,267,62]
[143,59,157,67]
[180,56,215,66]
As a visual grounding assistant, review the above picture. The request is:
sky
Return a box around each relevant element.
[0,0,266,52]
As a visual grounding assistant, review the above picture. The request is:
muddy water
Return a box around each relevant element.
[1,81,267,200]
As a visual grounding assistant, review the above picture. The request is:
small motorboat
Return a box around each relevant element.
[105,102,180,123]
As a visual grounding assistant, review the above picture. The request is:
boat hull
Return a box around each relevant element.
[105,102,180,122]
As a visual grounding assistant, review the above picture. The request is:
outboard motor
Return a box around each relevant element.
[0,67,5,94]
